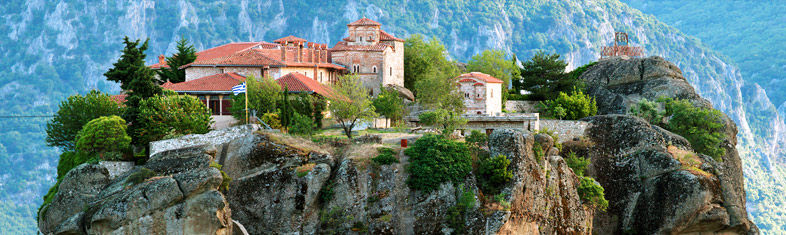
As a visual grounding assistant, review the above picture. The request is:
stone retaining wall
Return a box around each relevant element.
[539,119,590,142]
[505,100,540,113]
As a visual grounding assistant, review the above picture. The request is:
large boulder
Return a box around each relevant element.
[38,131,239,234]
[583,115,757,234]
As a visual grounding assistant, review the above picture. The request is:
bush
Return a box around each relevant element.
[45,90,125,151]
[477,154,513,195]
[446,185,475,233]
[372,147,399,165]
[465,130,488,148]
[289,112,316,136]
[319,207,353,234]
[541,89,597,120]
[565,151,590,177]
[319,180,336,205]
[578,176,608,211]
[137,93,212,145]
[405,134,472,192]
[75,115,131,160]
[629,98,663,125]
[259,112,282,129]
[663,99,726,161]
[418,109,467,136]
[126,168,156,186]
[210,161,232,191]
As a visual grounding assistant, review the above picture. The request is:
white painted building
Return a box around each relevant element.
[456,72,503,115]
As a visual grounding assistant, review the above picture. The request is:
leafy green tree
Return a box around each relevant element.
[404,34,460,91]
[372,87,405,127]
[404,35,464,112]
[541,89,597,120]
[136,92,212,144]
[105,37,163,144]
[328,75,377,139]
[418,109,468,136]
[663,99,726,161]
[565,151,590,177]
[477,154,513,195]
[157,38,197,83]
[467,49,520,103]
[45,90,124,151]
[231,75,282,121]
[75,115,131,160]
[405,134,472,192]
[520,51,584,101]
[278,87,294,130]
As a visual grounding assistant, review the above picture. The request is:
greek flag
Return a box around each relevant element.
[232,82,246,95]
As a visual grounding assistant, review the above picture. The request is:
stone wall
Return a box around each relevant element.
[539,119,590,142]
[185,67,222,81]
[505,100,540,113]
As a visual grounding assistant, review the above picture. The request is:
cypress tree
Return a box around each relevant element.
[157,38,197,83]
[104,37,162,145]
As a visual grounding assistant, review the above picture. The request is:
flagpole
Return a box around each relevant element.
[245,82,249,124]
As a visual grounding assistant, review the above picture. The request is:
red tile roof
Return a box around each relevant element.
[379,30,404,42]
[167,73,247,92]
[274,35,308,43]
[186,49,285,67]
[458,78,476,83]
[348,17,381,26]
[276,72,335,98]
[473,82,484,86]
[331,41,392,52]
[456,72,504,84]
[150,42,269,69]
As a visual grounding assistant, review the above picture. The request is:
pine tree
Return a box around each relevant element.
[104,37,162,145]
[519,51,578,101]
[157,38,197,83]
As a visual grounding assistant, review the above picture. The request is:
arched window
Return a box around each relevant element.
[372,66,377,74]
[389,67,392,76]
[491,90,494,98]
[360,36,363,42]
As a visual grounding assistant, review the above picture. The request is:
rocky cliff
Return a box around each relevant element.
[579,56,757,234]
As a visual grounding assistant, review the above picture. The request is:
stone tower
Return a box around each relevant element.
[331,17,405,96]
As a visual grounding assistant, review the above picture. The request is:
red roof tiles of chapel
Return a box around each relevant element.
[149,42,272,69]
[273,35,308,43]
[276,72,335,98]
[347,17,381,26]
[166,73,247,92]
[456,72,504,84]
[379,30,404,42]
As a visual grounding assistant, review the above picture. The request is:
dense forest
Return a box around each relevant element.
[0,0,784,233]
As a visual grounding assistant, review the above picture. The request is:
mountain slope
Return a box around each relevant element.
[0,0,783,233]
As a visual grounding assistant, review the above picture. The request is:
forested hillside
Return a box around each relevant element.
[0,0,783,233]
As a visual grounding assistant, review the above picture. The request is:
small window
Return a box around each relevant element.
[373,66,377,74]
[320,72,323,82]
[491,90,494,98]
[464,93,469,98]
[389,67,392,76]
[360,36,363,41]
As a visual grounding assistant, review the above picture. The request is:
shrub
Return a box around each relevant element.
[465,130,488,148]
[75,115,131,160]
[126,168,156,186]
[446,185,475,233]
[137,93,212,145]
[319,180,336,205]
[578,176,608,211]
[259,112,282,129]
[372,147,399,165]
[45,90,125,151]
[405,134,472,192]
[289,112,316,136]
[565,151,590,177]
[210,161,232,191]
[541,89,597,120]
[477,154,513,195]
[663,99,726,161]
[418,109,467,136]
[629,98,663,125]
[319,207,353,234]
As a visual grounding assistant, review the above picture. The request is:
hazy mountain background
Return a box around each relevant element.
[0,0,783,233]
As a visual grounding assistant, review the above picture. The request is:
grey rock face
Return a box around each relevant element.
[488,129,591,234]
[583,115,757,234]
[581,56,712,115]
[38,128,242,235]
